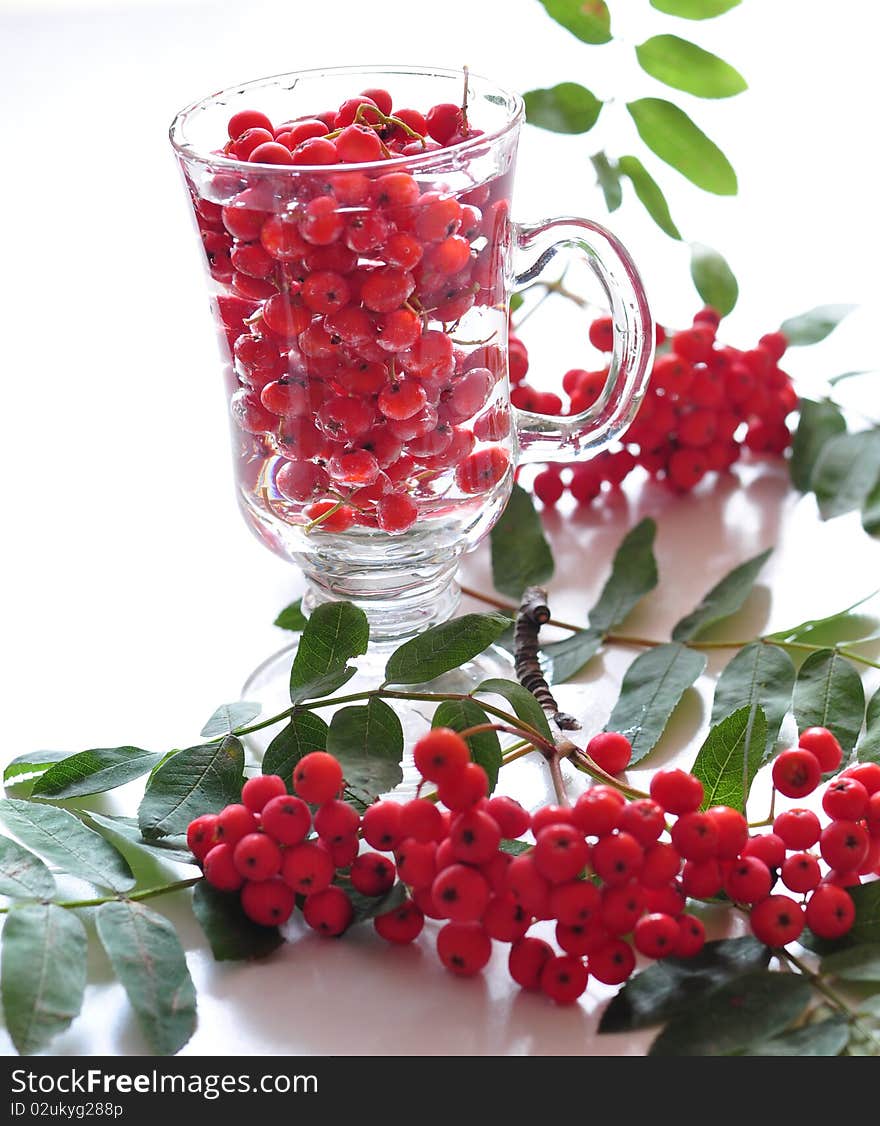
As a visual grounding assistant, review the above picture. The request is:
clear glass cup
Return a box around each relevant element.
[169,65,654,653]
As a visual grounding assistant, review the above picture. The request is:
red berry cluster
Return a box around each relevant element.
[515,308,797,506]
[188,86,514,540]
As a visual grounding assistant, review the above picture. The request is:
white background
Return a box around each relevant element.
[0,0,879,1057]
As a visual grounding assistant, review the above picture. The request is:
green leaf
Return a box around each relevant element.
[605,643,707,764]
[95,900,197,1055]
[589,518,659,633]
[690,705,767,812]
[591,152,622,212]
[31,746,164,800]
[0,836,56,899]
[828,369,877,387]
[599,936,770,1033]
[261,711,329,785]
[433,698,503,793]
[780,304,857,346]
[200,702,261,738]
[767,588,880,646]
[542,628,604,685]
[821,944,880,982]
[274,598,308,631]
[742,1016,849,1056]
[1,903,87,1055]
[490,483,554,600]
[523,83,602,134]
[538,0,611,44]
[790,399,847,492]
[618,155,681,239]
[384,612,511,685]
[509,292,525,314]
[861,475,880,536]
[289,665,358,705]
[191,882,284,961]
[650,0,741,17]
[326,698,404,804]
[848,880,880,945]
[289,601,369,701]
[343,881,408,926]
[810,430,880,519]
[793,649,865,754]
[626,98,737,195]
[649,970,811,1055]
[3,751,70,788]
[689,243,738,317]
[138,736,244,841]
[672,548,771,641]
[857,688,880,764]
[710,643,795,760]
[81,813,198,868]
[500,838,531,856]
[0,798,134,892]
[475,678,553,742]
[636,35,746,98]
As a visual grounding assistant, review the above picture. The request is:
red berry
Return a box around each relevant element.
[540,954,589,1005]
[436,922,492,976]
[633,912,680,959]
[572,785,625,837]
[670,811,719,862]
[482,893,530,943]
[588,938,636,985]
[241,774,287,814]
[842,762,880,796]
[374,898,425,944]
[549,879,601,926]
[303,886,354,937]
[820,819,870,872]
[749,894,805,946]
[680,858,723,898]
[742,833,787,869]
[228,109,274,140]
[533,824,590,884]
[280,840,335,895]
[798,727,843,772]
[600,881,646,935]
[804,883,855,938]
[706,805,749,859]
[431,864,491,923]
[773,808,821,851]
[350,852,396,896]
[586,731,632,776]
[590,831,644,887]
[362,801,404,851]
[771,748,821,799]
[240,878,295,926]
[187,814,218,861]
[531,805,575,834]
[589,316,614,353]
[485,795,531,839]
[724,856,773,904]
[413,728,471,782]
[533,468,565,506]
[674,914,706,958]
[650,769,704,815]
[203,843,243,891]
[395,838,438,889]
[450,810,502,866]
[293,752,344,804]
[822,776,869,821]
[425,103,462,144]
[506,854,552,916]
[260,794,311,846]
[376,492,418,534]
[436,762,489,810]
[314,798,360,845]
[215,804,258,847]
[233,832,282,881]
[508,937,554,991]
[454,448,510,494]
[399,798,445,843]
[617,800,666,848]
[640,841,682,888]
[781,851,821,894]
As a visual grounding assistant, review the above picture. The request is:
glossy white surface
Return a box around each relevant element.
[0,0,877,1057]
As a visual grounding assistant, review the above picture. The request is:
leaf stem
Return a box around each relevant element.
[0,876,203,915]
[779,947,880,1049]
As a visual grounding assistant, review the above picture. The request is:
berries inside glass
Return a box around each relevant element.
[170,67,653,639]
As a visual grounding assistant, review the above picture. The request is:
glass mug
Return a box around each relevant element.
[170,65,654,649]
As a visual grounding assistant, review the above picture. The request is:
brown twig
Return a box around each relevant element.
[514,586,580,731]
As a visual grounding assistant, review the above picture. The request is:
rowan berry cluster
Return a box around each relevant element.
[186,720,876,1007]
[188,85,514,541]
[517,307,797,506]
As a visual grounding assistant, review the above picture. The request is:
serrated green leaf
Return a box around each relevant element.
[81,813,198,868]
[742,1015,849,1056]
[261,711,329,786]
[618,155,681,239]
[524,83,602,134]
[605,643,706,764]
[626,98,737,195]
[857,688,880,764]
[95,900,196,1055]
[589,518,659,633]
[649,970,811,1055]
[191,882,284,961]
[289,601,369,702]
[499,838,531,856]
[3,752,71,788]
[821,944,880,982]
[432,698,503,793]
[0,798,134,892]
[636,35,746,98]
[810,430,880,519]
[591,152,622,212]
[599,936,770,1033]
[384,612,511,685]
[538,0,611,44]
[849,881,880,945]
[490,483,554,600]
[711,643,795,760]
[138,737,244,841]
[672,548,771,641]
[343,881,408,926]
[542,628,604,685]
[1,903,87,1055]
[690,243,738,316]
[793,649,865,753]
[790,399,847,492]
[31,746,164,800]
[780,304,856,346]
[326,698,403,804]
[650,0,740,17]
[691,705,767,812]
[200,702,261,739]
[474,678,553,742]
[290,665,358,705]
[0,836,56,899]
[274,599,307,631]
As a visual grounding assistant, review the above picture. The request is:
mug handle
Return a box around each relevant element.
[511,217,655,464]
